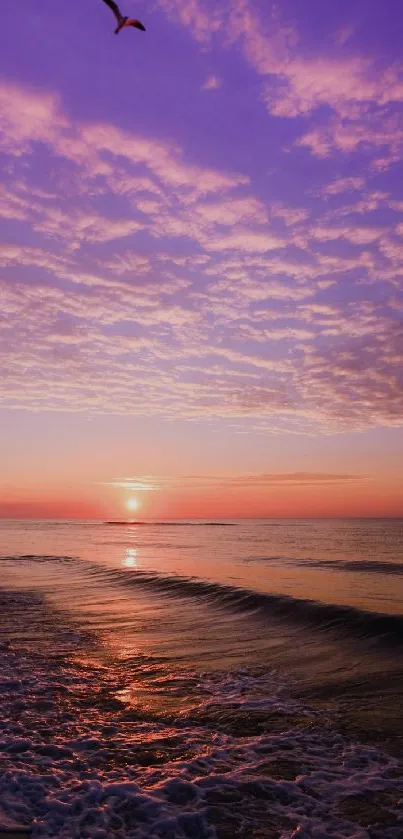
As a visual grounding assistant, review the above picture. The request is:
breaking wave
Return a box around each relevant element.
[3,553,403,647]
[90,565,403,648]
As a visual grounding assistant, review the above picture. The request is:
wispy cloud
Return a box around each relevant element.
[100,477,163,491]
[154,0,403,173]
[102,472,370,492]
[1,17,402,434]
[201,75,222,91]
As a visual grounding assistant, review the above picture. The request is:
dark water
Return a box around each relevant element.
[1,519,403,838]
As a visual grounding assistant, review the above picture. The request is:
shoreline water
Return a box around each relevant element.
[1,519,403,837]
[1,587,403,838]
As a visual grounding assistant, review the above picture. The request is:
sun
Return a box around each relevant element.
[126,497,139,512]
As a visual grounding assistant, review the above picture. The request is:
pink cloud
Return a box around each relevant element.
[299,113,403,165]
[201,75,222,91]
[0,80,247,200]
[323,177,366,196]
[264,57,403,119]
[309,224,384,245]
[205,230,284,253]
[1,63,402,435]
[156,0,223,43]
[0,82,65,155]
[165,0,403,124]
[196,197,267,225]
[152,0,403,178]
[270,205,310,226]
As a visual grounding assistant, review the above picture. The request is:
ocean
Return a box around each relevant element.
[1,518,403,838]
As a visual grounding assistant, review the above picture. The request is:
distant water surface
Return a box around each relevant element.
[1,517,403,612]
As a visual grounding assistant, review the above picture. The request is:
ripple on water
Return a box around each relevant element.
[1,590,403,839]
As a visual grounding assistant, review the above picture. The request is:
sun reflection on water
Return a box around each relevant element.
[124,548,138,568]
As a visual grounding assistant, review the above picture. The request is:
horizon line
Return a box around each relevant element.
[1,515,402,522]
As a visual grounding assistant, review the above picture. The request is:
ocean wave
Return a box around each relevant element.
[3,553,403,647]
[0,554,75,563]
[243,556,403,575]
[111,569,403,647]
[302,559,403,575]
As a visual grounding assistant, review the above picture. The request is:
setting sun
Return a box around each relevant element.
[125,498,139,512]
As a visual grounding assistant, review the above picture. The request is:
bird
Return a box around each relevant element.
[101,0,146,34]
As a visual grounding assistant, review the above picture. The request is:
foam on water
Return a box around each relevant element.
[1,590,403,839]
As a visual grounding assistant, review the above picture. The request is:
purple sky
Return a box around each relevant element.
[0,0,402,516]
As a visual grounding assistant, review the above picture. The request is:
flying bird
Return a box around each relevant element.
[101,0,146,34]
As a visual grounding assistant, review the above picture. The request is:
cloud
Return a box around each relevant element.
[172,0,403,125]
[34,208,143,247]
[1,75,402,434]
[296,322,403,429]
[0,80,247,201]
[103,251,151,276]
[263,56,403,119]
[103,471,370,493]
[100,477,162,492]
[309,224,384,246]
[298,112,403,169]
[205,230,284,253]
[322,177,366,196]
[156,0,223,42]
[153,0,403,174]
[334,24,356,47]
[270,205,310,226]
[209,472,370,487]
[0,243,70,272]
[197,197,267,225]
[201,75,222,91]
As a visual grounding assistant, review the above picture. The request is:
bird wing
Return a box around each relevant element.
[128,19,146,31]
[101,0,123,24]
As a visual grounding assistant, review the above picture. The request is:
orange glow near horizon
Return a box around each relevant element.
[0,471,402,520]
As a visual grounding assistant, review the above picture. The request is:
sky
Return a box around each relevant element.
[0,0,403,518]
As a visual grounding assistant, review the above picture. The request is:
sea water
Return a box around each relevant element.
[1,518,403,837]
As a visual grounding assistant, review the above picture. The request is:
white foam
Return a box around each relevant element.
[1,639,402,839]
